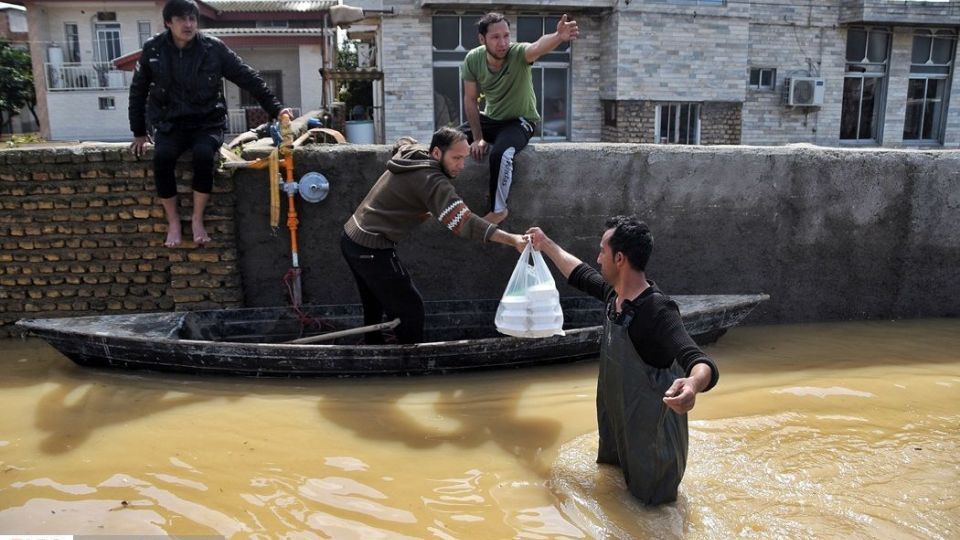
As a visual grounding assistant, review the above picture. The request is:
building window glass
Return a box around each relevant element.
[603,100,617,127]
[94,22,122,62]
[904,29,956,144]
[841,27,890,143]
[431,14,572,141]
[138,21,151,47]
[99,97,115,110]
[656,103,700,144]
[64,23,81,62]
[749,67,776,90]
[241,70,283,106]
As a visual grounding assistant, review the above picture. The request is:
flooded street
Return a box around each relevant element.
[1,319,958,538]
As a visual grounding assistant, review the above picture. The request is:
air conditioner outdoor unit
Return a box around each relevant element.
[787,77,825,107]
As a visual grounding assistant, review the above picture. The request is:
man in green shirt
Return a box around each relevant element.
[461,12,579,224]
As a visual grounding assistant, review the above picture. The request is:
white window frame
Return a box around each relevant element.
[840,26,891,144]
[903,28,956,145]
[138,21,152,47]
[655,103,701,145]
[749,67,776,90]
[64,22,81,62]
[94,22,122,62]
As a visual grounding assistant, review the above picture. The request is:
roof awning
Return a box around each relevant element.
[199,0,336,13]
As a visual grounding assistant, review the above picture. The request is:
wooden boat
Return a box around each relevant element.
[16,295,767,377]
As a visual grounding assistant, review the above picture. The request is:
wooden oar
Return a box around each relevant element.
[288,318,401,344]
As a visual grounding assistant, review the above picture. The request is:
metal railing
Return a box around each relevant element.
[226,107,302,135]
[45,62,131,91]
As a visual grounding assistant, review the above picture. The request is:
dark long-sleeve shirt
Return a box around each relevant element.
[568,263,719,391]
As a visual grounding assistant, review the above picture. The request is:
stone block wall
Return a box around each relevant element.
[601,100,741,144]
[610,10,750,102]
[0,145,242,337]
[700,102,743,145]
[601,100,656,143]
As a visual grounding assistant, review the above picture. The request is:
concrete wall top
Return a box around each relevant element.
[232,142,960,324]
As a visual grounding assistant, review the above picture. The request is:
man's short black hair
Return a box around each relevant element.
[429,127,468,154]
[163,0,199,23]
[604,215,654,272]
[477,13,508,36]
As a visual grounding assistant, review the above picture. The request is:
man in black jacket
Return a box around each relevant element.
[527,217,718,505]
[129,0,289,247]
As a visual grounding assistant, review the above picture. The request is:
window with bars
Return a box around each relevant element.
[94,22,122,62]
[656,103,700,145]
[840,27,891,143]
[903,29,956,144]
[431,13,572,140]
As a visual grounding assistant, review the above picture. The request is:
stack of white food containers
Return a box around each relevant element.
[495,247,565,338]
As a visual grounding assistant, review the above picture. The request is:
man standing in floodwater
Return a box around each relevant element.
[460,12,579,224]
[128,0,289,247]
[527,217,718,505]
[341,127,528,344]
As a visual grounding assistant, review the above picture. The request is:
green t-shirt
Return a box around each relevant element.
[462,42,540,122]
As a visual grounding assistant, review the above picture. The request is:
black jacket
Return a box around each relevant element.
[128,30,282,136]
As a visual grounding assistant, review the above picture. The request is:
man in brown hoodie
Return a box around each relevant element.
[341,127,528,344]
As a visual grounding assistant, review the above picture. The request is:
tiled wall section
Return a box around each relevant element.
[0,145,243,337]
[601,100,741,144]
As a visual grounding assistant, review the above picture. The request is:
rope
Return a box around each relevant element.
[281,268,336,334]
[269,149,280,228]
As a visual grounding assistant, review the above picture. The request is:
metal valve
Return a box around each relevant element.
[297,172,330,203]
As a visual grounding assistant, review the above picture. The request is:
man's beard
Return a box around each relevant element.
[438,151,455,178]
[486,49,507,62]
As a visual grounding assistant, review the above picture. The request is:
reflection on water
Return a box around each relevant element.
[0,319,958,538]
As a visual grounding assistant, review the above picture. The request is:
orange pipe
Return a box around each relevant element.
[284,152,299,257]
[279,113,300,263]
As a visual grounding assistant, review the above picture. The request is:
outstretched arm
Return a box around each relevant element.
[524,14,580,63]
[488,228,528,252]
[662,363,713,414]
[525,227,582,279]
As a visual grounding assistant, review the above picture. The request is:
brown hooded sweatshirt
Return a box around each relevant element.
[343,145,498,249]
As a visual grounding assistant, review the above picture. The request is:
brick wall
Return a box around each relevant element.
[701,102,743,145]
[601,100,656,143]
[601,100,741,144]
[0,144,242,337]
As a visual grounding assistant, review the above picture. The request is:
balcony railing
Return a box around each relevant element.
[45,62,131,91]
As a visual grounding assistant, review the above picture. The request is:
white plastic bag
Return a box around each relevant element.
[495,244,565,338]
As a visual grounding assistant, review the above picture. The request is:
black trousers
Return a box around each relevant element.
[153,128,224,198]
[460,114,535,213]
[339,232,424,344]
